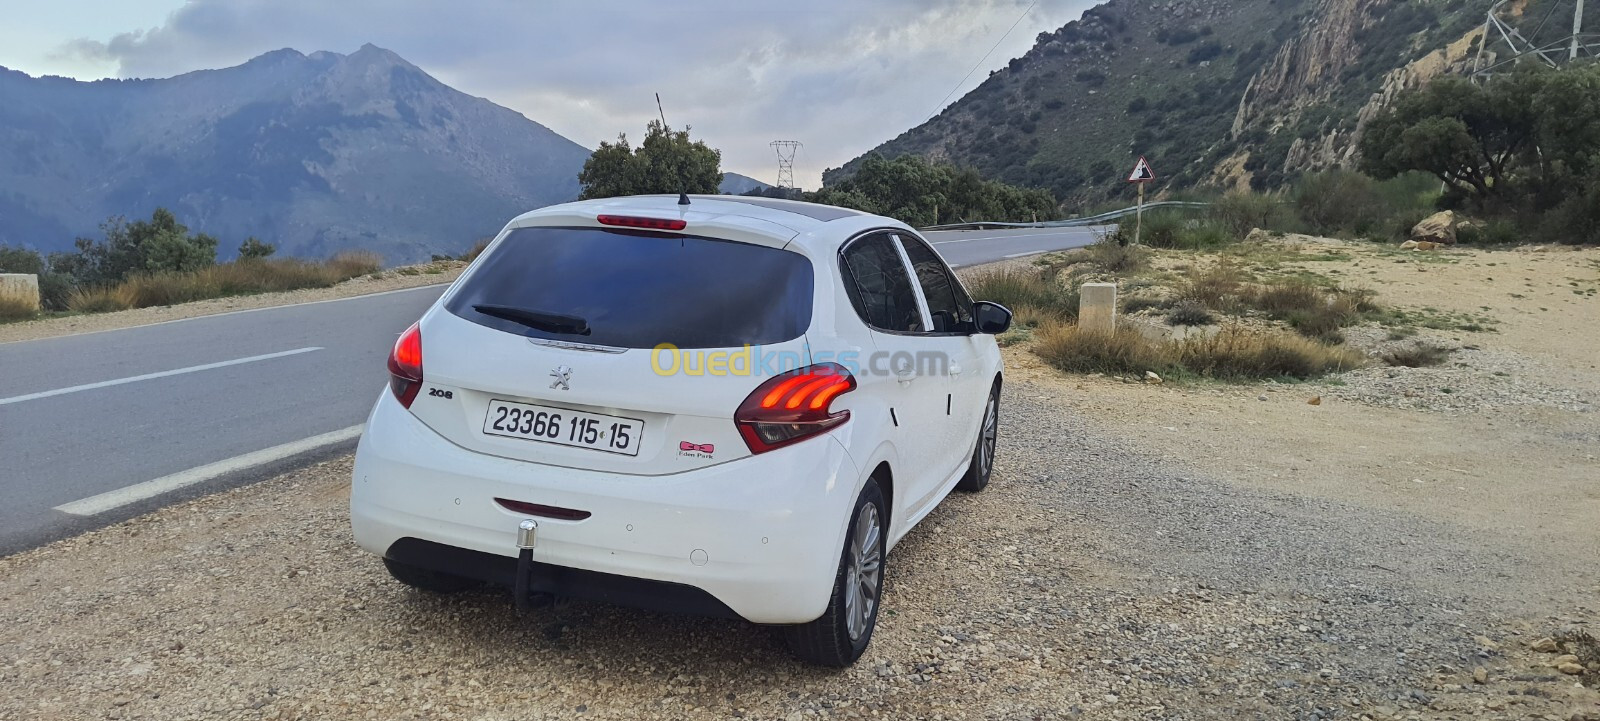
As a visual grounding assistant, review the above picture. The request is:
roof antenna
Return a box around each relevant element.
[658,92,692,206]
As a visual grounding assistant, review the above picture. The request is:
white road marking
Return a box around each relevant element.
[54,425,364,516]
[0,283,448,347]
[0,347,323,406]
[1004,251,1044,259]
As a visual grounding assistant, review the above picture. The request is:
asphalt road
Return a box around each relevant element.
[0,226,1105,554]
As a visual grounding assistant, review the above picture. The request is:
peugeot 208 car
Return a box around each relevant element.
[351,195,1012,666]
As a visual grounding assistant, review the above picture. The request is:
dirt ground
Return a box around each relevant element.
[0,261,466,345]
[1010,239,1600,563]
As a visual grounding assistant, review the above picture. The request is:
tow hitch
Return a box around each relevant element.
[513,518,538,610]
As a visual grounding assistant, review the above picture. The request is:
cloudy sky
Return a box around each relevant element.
[0,1,1095,188]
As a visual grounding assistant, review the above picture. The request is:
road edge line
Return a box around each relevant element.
[53,425,365,517]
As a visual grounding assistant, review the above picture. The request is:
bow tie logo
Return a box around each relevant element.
[679,441,715,454]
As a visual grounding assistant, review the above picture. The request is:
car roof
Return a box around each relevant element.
[504,195,900,252]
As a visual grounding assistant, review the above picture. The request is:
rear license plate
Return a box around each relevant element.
[483,399,643,457]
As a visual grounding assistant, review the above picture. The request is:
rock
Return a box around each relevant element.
[1554,654,1580,666]
[1307,396,1322,406]
[1530,637,1559,653]
[1145,371,1163,384]
[1414,241,1441,251]
[1472,667,1487,684]
[1556,662,1584,675]
[1258,395,1269,401]
[1475,635,1499,650]
[1411,211,1460,244]
[1400,240,1420,250]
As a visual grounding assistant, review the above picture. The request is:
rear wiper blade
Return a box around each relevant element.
[473,304,591,336]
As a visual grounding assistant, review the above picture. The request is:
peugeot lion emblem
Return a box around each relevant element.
[549,365,573,391]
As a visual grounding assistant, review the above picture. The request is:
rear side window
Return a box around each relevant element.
[841,233,923,333]
[447,227,813,349]
[898,234,973,333]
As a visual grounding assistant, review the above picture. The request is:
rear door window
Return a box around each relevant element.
[446,227,813,349]
[840,233,924,333]
[897,234,973,333]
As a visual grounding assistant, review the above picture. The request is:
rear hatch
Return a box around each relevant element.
[407,223,816,476]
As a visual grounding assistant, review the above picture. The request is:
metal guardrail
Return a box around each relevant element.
[922,201,1210,232]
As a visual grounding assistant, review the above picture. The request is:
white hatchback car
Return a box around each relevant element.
[351,194,1011,666]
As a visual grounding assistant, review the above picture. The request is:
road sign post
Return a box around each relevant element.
[1127,156,1155,246]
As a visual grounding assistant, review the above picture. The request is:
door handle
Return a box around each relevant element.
[895,369,916,385]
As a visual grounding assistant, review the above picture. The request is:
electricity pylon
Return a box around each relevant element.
[1474,0,1595,79]
[770,141,802,190]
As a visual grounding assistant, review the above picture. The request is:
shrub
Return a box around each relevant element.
[0,296,37,322]
[0,245,45,275]
[1457,219,1520,245]
[237,237,277,259]
[37,272,73,311]
[1209,191,1287,238]
[1381,344,1451,367]
[1249,281,1364,341]
[1122,295,1171,314]
[1166,301,1216,326]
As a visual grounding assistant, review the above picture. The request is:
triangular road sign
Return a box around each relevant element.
[1128,156,1156,183]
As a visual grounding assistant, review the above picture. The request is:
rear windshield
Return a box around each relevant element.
[446,226,814,349]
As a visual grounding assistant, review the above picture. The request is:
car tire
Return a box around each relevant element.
[956,384,999,493]
[783,478,887,667]
[383,558,482,594]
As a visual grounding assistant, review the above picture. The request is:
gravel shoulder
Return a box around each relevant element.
[3,377,1596,720]
[0,261,465,345]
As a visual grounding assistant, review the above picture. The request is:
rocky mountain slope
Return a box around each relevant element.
[0,45,592,263]
[829,0,1529,205]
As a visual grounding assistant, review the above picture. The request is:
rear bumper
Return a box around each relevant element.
[350,392,862,624]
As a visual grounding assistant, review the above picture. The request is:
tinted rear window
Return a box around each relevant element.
[446,227,814,349]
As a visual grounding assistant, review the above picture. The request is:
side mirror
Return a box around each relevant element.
[972,301,1013,335]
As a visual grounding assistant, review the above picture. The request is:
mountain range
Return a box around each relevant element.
[830,0,1571,205]
[0,45,766,263]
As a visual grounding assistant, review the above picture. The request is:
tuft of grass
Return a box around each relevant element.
[1034,322,1363,381]
[0,296,39,322]
[327,250,383,278]
[1122,295,1171,314]
[1381,344,1451,368]
[966,267,1080,321]
[463,238,493,262]
[1180,261,1251,311]
[1166,300,1216,326]
[1082,234,1148,273]
[67,285,135,313]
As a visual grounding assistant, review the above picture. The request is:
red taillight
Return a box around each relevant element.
[735,363,857,454]
[388,322,423,409]
[597,214,688,231]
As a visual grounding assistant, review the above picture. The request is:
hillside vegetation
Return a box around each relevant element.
[828,0,1518,206]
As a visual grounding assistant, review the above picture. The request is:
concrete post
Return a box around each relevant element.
[1079,283,1117,333]
[0,274,41,313]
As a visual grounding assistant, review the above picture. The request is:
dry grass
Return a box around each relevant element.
[966,266,1080,323]
[1081,235,1148,273]
[1034,322,1364,381]
[1381,344,1452,368]
[463,238,493,263]
[0,296,38,322]
[67,254,385,313]
[1180,261,1251,311]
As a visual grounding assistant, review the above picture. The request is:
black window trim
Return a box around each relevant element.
[837,228,947,338]
[888,230,977,338]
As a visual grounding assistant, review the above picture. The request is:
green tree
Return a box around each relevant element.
[55,208,219,284]
[577,120,722,199]
[810,155,1057,226]
[1359,70,1544,204]
[0,245,44,275]
[237,237,277,259]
